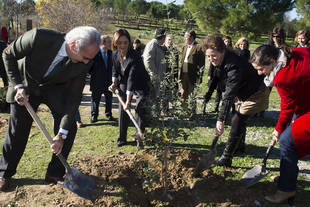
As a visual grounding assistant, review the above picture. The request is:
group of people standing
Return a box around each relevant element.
[0,25,310,206]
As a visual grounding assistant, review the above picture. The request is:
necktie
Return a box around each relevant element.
[103,51,108,69]
[43,56,70,83]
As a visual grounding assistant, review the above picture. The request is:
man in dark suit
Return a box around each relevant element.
[180,30,205,120]
[89,35,114,122]
[0,26,101,191]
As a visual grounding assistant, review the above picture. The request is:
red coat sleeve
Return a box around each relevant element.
[275,74,297,134]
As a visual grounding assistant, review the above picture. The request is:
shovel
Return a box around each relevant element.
[194,135,219,177]
[241,138,277,188]
[111,88,144,149]
[23,100,96,200]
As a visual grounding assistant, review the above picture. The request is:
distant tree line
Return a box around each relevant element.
[2,0,310,40]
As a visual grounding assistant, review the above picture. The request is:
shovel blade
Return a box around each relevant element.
[241,165,268,188]
[194,149,217,177]
[63,167,96,200]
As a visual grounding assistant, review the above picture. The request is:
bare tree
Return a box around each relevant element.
[36,0,111,33]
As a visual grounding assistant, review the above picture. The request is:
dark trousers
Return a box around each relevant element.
[118,84,148,142]
[0,94,77,178]
[91,90,112,118]
[278,126,299,192]
[0,67,8,87]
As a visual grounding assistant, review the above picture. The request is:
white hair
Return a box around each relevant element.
[65,26,101,52]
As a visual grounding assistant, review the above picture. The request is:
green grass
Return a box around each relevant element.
[1,35,310,206]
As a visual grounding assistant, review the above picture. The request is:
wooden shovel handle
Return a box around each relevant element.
[23,100,72,174]
[113,89,143,136]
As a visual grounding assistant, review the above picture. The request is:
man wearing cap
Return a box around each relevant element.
[143,28,166,97]
[180,30,205,120]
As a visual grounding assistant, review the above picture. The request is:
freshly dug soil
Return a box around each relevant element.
[0,148,269,207]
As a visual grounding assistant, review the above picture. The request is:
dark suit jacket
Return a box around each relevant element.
[3,28,93,130]
[180,41,205,84]
[112,49,150,94]
[89,49,112,92]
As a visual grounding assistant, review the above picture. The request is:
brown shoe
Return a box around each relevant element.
[265,190,296,204]
[76,121,84,128]
[0,177,10,191]
[45,174,64,185]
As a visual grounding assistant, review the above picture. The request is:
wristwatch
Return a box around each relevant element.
[58,132,67,140]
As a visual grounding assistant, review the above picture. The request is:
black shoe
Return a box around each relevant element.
[0,177,10,191]
[107,115,115,121]
[91,116,97,123]
[117,140,127,147]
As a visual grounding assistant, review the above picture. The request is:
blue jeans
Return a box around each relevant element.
[278,126,299,192]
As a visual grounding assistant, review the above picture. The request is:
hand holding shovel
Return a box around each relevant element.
[19,98,96,200]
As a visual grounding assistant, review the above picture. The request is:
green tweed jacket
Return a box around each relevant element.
[3,28,93,130]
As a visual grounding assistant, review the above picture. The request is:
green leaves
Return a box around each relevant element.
[184,0,294,38]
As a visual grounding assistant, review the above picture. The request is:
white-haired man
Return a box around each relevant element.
[0,26,101,191]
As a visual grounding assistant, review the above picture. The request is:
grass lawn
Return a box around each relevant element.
[0,34,309,206]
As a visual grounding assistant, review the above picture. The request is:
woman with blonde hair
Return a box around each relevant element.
[294,29,310,47]
[235,37,250,60]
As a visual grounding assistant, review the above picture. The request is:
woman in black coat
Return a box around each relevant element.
[203,35,270,166]
[109,29,151,147]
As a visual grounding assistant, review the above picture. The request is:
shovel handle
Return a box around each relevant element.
[262,138,277,171]
[210,135,219,149]
[112,89,143,136]
[23,100,72,174]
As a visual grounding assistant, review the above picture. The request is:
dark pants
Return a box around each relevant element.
[278,126,299,192]
[118,84,148,142]
[91,90,112,118]
[0,67,8,87]
[0,94,77,178]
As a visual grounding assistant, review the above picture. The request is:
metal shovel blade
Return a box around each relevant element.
[194,135,219,177]
[194,148,217,177]
[63,167,96,200]
[241,165,268,188]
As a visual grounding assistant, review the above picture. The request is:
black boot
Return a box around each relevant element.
[213,103,219,113]
[215,135,241,167]
[236,128,246,154]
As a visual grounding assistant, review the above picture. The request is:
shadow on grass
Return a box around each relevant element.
[3,178,46,192]
[192,171,310,207]
[84,121,118,127]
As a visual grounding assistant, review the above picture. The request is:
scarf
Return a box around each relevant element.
[264,49,287,87]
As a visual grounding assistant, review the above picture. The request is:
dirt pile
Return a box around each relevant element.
[0,148,268,207]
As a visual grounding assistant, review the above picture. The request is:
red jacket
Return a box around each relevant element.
[274,47,310,158]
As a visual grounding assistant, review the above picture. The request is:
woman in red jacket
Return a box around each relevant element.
[251,45,310,204]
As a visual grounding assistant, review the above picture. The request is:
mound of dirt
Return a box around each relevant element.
[0,148,274,207]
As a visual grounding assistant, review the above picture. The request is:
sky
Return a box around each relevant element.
[145,0,184,5]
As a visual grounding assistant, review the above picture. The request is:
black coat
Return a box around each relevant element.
[89,49,112,92]
[112,49,151,94]
[209,50,264,122]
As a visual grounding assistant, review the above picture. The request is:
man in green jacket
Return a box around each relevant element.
[0,26,101,191]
